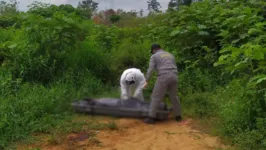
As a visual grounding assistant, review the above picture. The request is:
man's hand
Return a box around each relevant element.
[143,81,148,89]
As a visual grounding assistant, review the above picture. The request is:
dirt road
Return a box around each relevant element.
[19,117,230,150]
[89,118,226,150]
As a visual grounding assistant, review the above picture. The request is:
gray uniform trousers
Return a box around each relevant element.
[149,72,181,118]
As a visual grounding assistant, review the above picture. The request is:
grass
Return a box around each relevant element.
[0,71,113,149]
[11,114,119,150]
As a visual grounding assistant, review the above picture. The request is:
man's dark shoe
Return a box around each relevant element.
[144,117,155,124]
[176,116,182,122]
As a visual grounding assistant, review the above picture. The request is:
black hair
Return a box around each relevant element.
[150,43,161,53]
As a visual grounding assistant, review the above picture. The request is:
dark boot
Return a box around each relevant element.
[176,116,182,122]
[143,117,155,124]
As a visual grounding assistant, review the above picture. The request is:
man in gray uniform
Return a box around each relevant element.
[144,43,182,124]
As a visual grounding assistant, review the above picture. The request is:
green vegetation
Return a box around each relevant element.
[1,0,266,149]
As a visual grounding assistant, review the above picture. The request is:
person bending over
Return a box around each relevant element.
[120,68,146,101]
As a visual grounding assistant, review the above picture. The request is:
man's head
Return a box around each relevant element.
[150,43,161,54]
[125,72,135,85]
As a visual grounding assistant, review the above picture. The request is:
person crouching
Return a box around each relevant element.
[120,68,146,101]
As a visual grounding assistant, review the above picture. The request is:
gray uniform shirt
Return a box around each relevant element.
[145,49,177,81]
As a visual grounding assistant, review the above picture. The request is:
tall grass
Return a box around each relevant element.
[0,72,105,149]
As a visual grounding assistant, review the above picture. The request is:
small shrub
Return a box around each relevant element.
[0,72,104,149]
[234,118,266,150]
[181,92,217,118]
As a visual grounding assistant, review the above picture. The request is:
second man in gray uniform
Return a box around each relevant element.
[144,43,182,124]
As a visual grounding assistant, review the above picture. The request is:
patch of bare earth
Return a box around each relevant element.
[18,116,231,150]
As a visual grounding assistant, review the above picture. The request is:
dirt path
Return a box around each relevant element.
[89,118,226,150]
[19,117,230,150]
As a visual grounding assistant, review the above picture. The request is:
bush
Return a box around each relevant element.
[64,37,112,84]
[234,118,266,150]
[1,12,90,84]
[216,80,250,137]
[181,91,217,118]
[0,71,104,149]
[109,38,151,81]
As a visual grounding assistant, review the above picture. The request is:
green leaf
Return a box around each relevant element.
[213,55,230,67]
[187,24,198,32]
[248,28,262,36]
[244,48,253,57]
[255,22,266,28]
[8,44,17,49]
[105,36,112,39]
[231,48,242,58]
[55,26,63,30]
[219,47,232,54]
[232,39,240,44]
[202,46,211,52]
[213,61,224,67]
[249,74,266,83]
[240,33,249,39]
[236,14,246,19]
[198,31,209,36]
[184,60,191,63]
[253,50,264,60]
[234,58,248,67]
[218,30,229,38]
[197,24,207,29]
[170,27,181,37]
[256,77,266,84]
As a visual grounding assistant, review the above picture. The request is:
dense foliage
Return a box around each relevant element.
[1,0,266,149]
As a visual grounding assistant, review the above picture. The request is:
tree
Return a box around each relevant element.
[77,0,98,11]
[0,0,19,28]
[77,0,98,19]
[92,9,140,26]
[27,2,80,18]
[0,0,19,15]
[147,0,161,13]
[183,0,192,6]
[168,0,178,10]
[109,15,120,23]
[167,0,193,11]
[139,9,144,17]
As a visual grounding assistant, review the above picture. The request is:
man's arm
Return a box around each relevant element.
[145,55,156,82]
